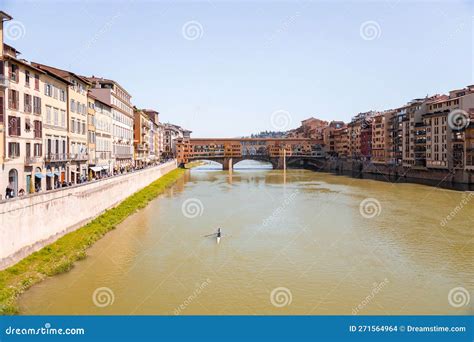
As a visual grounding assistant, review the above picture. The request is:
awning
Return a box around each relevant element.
[35,173,45,179]
[46,172,54,177]
[101,166,109,171]
[90,166,102,172]
[54,171,60,176]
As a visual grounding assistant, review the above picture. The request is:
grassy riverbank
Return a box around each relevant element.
[0,167,186,315]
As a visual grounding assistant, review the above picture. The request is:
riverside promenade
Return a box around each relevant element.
[0,160,177,270]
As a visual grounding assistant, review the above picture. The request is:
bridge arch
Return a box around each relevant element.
[233,158,274,169]
[190,159,224,169]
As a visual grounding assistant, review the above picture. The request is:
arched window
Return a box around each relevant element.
[8,169,18,197]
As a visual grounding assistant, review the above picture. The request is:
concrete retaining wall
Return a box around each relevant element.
[0,160,177,270]
[304,158,473,190]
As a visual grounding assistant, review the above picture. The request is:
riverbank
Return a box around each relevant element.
[0,167,186,315]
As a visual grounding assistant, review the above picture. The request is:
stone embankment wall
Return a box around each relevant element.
[0,161,177,270]
[304,159,473,186]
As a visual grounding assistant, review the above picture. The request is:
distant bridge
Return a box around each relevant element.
[176,138,325,170]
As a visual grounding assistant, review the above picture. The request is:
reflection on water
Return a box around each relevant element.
[19,161,474,315]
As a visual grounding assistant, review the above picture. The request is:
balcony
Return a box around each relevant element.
[25,156,42,165]
[0,75,9,88]
[69,153,89,161]
[45,153,69,162]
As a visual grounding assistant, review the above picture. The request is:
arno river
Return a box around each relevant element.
[20,161,473,315]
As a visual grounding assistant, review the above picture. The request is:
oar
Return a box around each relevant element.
[203,233,217,237]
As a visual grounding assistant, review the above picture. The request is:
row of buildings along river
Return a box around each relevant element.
[284,88,473,172]
[0,11,190,200]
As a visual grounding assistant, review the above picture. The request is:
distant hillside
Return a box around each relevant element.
[247,130,288,138]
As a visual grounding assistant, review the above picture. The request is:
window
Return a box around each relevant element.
[8,142,20,158]
[34,74,39,90]
[82,122,86,135]
[46,106,52,124]
[71,99,76,113]
[46,138,51,155]
[24,94,32,113]
[25,70,30,87]
[71,119,75,133]
[25,119,31,132]
[8,116,21,136]
[45,83,52,97]
[33,96,41,115]
[54,108,58,126]
[34,120,42,139]
[9,64,18,82]
[34,143,42,156]
[8,89,19,110]
[53,86,58,99]
[60,110,65,127]
[60,89,66,102]
[26,143,31,157]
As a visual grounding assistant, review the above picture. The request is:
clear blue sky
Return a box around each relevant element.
[4,0,473,137]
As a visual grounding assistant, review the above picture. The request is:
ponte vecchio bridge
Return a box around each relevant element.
[176,138,324,170]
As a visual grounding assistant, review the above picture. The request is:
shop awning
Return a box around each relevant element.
[35,173,45,179]
[90,166,102,172]
[46,172,54,177]
[54,171,60,176]
[101,166,109,171]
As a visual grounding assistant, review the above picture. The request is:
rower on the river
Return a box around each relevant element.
[204,228,222,244]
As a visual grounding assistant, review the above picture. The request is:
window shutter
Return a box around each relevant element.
[8,116,13,135]
[0,96,3,123]
[17,117,21,136]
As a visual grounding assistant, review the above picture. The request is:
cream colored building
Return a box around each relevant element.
[87,95,96,175]
[87,77,133,171]
[92,96,113,174]
[33,64,90,182]
[36,66,70,190]
[143,109,160,162]
[424,87,474,169]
